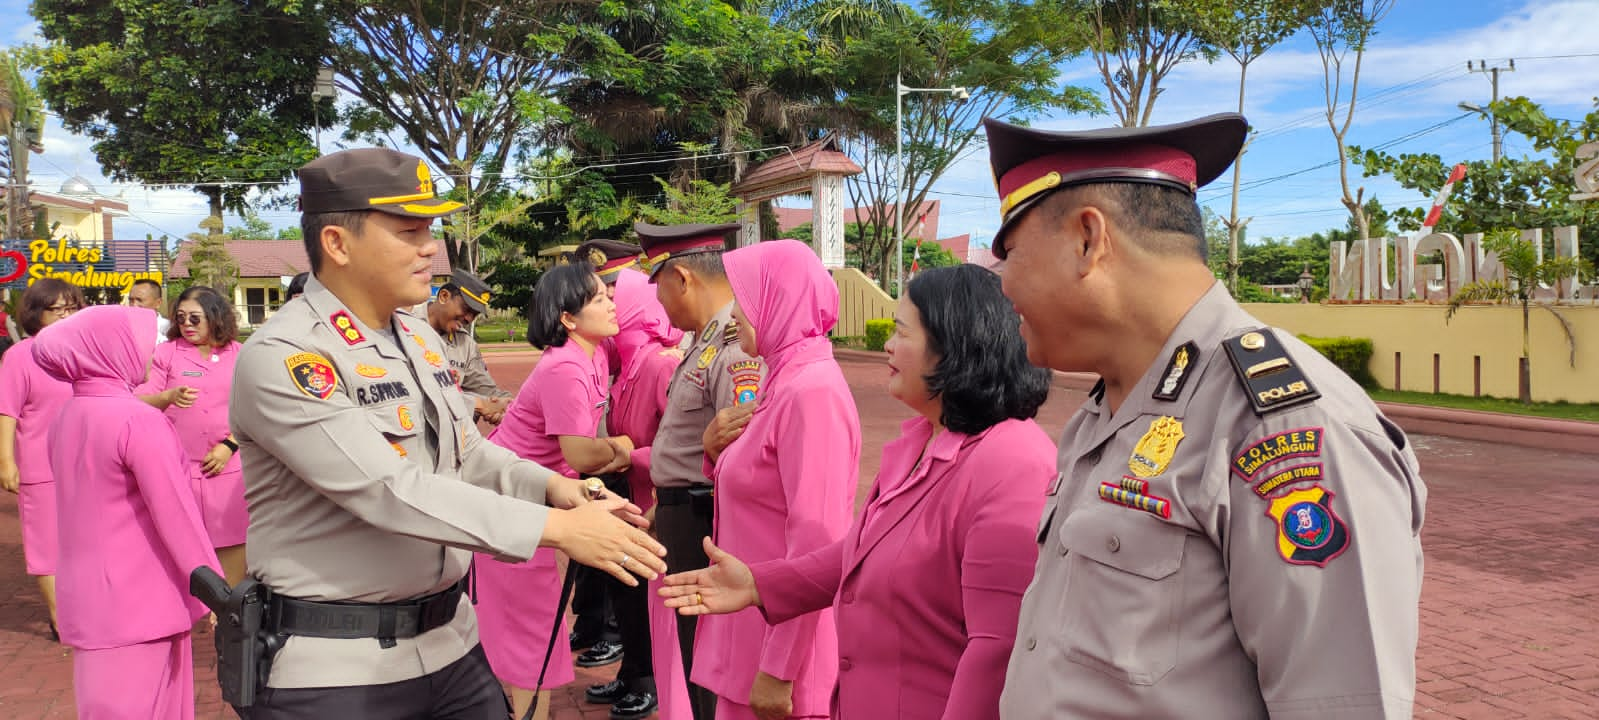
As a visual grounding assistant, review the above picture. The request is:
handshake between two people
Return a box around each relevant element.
[541,474,667,587]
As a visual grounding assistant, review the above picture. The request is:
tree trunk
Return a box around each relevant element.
[205,187,224,237]
[1226,61,1249,294]
[1520,300,1532,403]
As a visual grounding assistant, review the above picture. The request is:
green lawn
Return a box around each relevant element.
[1369,388,1599,423]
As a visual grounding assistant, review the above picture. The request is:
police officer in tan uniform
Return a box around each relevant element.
[638,221,765,720]
[229,147,667,719]
[986,116,1427,719]
[576,238,646,298]
[423,269,512,423]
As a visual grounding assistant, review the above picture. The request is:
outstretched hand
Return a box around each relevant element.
[658,537,758,615]
[547,496,667,586]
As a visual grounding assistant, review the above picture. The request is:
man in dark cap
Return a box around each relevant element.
[987,115,1426,719]
[574,238,645,297]
[629,221,764,720]
[420,269,512,423]
[226,147,666,719]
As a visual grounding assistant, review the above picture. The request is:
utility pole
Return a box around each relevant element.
[1466,59,1514,162]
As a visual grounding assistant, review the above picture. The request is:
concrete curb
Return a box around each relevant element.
[830,348,1599,455]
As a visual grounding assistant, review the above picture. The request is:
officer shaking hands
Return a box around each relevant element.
[988,116,1426,719]
[228,148,666,719]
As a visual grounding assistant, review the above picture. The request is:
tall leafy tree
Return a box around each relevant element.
[31,0,331,234]
[829,0,1098,287]
[1,51,46,241]
[1074,0,1215,128]
[1305,0,1393,241]
[323,0,572,271]
[1355,97,1599,268]
[1200,0,1321,294]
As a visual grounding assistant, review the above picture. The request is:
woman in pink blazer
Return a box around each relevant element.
[476,262,634,720]
[138,285,249,584]
[694,239,861,720]
[33,305,221,719]
[664,264,1056,720]
[605,267,693,720]
[0,278,84,639]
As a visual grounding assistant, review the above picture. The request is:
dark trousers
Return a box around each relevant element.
[239,645,508,720]
[597,472,654,695]
[656,499,718,720]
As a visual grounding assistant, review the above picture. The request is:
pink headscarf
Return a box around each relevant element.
[723,239,838,377]
[612,267,684,398]
[32,306,158,396]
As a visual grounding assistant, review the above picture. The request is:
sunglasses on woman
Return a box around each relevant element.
[176,312,206,327]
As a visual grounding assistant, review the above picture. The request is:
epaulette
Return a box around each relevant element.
[722,320,741,345]
[1222,328,1320,415]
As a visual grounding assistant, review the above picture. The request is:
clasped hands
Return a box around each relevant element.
[544,474,666,587]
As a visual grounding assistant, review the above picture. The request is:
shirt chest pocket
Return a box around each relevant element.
[1057,507,1187,686]
[368,403,423,460]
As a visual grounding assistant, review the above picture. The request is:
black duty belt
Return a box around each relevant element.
[269,579,464,644]
[656,485,713,506]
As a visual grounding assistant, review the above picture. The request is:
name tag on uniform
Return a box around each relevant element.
[182,370,204,377]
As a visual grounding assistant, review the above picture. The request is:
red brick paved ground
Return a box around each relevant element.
[0,350,1594,718]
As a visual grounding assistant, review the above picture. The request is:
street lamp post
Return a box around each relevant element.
[310,66,336,153]
[1297,263,1315,303]
[894,74,968,297]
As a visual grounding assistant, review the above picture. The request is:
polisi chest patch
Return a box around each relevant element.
[1222,329,1320,415]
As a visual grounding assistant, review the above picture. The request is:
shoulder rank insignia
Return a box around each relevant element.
[286,352,339,400]
[701,320,720,342]
[1153,341,1198,401]
[1266,485,1349,567]
[330,311,365,346]
[722,321,741,345]
[1222,328,1320,415]
[1128,416,1184,478]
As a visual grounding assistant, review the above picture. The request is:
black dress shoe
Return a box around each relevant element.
[570,629,601,651]
[585,679,628,704]
[610,691,658,720]
[576,639,623,668]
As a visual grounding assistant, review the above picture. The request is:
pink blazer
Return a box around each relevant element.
[137,340,244,475]
[752,417,1055,720]
[34,307,220,650]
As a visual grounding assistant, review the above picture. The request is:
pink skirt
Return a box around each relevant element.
[73,632,193,720]
[649,574,693,720]
[471,549,575,689]
[17,480,58,575]
[191,464,247,548]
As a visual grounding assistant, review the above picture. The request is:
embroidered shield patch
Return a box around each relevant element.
[286,352,338,400]
[1266,485,1350,567]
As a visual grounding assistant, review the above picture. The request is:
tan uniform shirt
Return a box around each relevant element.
[650,302,765,488]
[1001,283,1426,719]
[441,327,511,401]
[232,277,555,689]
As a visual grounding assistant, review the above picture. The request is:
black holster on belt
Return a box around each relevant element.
[190,567,279,708]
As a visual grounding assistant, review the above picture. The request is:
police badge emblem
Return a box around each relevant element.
[1128,416,1184,478]
[286,352,339,400]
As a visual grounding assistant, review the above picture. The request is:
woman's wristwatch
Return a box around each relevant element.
[221,438,239,452]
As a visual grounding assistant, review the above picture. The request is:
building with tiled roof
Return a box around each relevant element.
[169,238,453,326]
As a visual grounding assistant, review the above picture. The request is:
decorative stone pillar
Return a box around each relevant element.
[811,175,846,269]
[737,202,760,248]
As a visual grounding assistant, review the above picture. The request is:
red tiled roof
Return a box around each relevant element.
[168,239,453,279]
[773,200,942,244]
[935,234,970,262]
[733,136,864,197]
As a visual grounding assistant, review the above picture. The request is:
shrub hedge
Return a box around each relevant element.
[1297,334,1377,388]
[865,318,893,352]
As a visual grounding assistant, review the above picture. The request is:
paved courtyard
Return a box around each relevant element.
[0,350,1594,718]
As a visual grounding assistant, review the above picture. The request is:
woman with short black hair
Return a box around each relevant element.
[138,285,249,585]
[479,262,650,719]
[663,263,1058,720]
[0,277,85,640]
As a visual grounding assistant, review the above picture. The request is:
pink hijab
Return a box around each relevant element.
[33,306,158,396]
[723,239,838,377]
[612,267,684,398]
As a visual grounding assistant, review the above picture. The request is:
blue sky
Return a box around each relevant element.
[6,0,1598,248]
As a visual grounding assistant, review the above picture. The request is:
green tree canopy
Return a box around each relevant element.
[32,0,331,230]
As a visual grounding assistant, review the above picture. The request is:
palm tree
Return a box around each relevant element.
[2,52,47,241]
[1446,229,1593,403]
